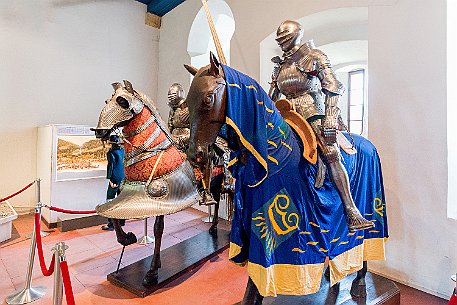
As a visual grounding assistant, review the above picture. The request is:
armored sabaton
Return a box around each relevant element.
[94,83,197,219]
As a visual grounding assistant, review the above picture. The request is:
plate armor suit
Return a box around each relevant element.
[167,83,191,152]
[269,20,373,232]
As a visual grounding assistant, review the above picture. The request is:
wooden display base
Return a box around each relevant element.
[107,229,230,297]
[262,271,400,305]
[41,214,106,230]
[57,214,106,232]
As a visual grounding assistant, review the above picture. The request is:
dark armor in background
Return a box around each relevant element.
[167,83,191,151]
[269,20,373,232]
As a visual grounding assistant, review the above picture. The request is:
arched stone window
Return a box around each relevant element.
[187,0,235,73]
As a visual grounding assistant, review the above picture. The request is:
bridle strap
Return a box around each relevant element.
[124,126,162,160]
[123,140,171,167]
[122,115,155,138]
[146,151,165,185]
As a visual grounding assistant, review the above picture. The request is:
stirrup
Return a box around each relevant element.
[198,190,217,206]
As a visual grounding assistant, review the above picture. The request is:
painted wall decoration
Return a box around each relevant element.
[55,126,107,181]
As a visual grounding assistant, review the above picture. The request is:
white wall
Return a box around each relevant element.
[447,1,457,220]
[158,0,456,299]
[368,0,455,298]
[157,0,202,118]
[0,0,159,212]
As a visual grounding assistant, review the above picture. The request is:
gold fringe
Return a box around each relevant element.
[248,262,324,297]
[329,237,386,286]
[229,242,242,259]
[232,238,386,296]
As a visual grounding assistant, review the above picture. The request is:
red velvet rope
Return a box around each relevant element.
[48,206,96,214]
[449,291,457,305]
[0,181,35,203]
[34,212,55,276]
[60,260,76,305]
[449,293,457,305]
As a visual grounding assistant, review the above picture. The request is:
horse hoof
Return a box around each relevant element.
[329,282,340,292]
[350,280,367,298]
[324,266,330,280]
[143,270,159,286]
[209,226,218,236]
[117,232,137,246]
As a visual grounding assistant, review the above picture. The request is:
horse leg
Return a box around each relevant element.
[143,215,164,286]
[241,277,263,305]
[324,265,330,280]
[209,200,219,235]
[112,219,137,246]
[209,173,223,235]
[323,265,342,294]
[350,261,367,298]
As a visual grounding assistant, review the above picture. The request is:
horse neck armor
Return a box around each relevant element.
[96,160,197,219]
[96,91,197,219]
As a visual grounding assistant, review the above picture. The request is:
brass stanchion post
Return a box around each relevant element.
[5,180,46,304]
[26,179,51,239]
[52,242,68,305]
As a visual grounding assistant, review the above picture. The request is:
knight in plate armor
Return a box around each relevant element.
[167,83,191,152]
[269,20,373,232]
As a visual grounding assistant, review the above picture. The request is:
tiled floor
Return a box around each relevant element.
[0,208,450,305]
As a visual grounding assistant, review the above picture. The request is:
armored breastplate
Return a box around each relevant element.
[276,60,324,119]
[277,60,321,99]
[172,107,190,129]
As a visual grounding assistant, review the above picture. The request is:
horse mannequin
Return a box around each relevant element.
[92,80,198,286]
[184,53,388,304]
[166,82,233,235]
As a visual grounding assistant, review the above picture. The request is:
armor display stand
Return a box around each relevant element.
[6,184,47,304]
[201,206,213,223]
[137,217,154,245]
[26,180,51,239]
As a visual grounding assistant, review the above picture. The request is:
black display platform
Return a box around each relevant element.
[58,214,106,232]
[261,272,400,305]
[107,229,230,297]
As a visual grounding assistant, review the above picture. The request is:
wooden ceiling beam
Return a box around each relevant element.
[145,12,161,29]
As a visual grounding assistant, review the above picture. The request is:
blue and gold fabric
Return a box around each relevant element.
[221,65,388,297]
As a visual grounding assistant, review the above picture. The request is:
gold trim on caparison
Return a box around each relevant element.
[226,117,268,187]
[329,237,386,286]
[247,261,325,297]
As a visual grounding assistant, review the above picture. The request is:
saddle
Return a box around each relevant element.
[275,99,318,164]
[275,99,356,165]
